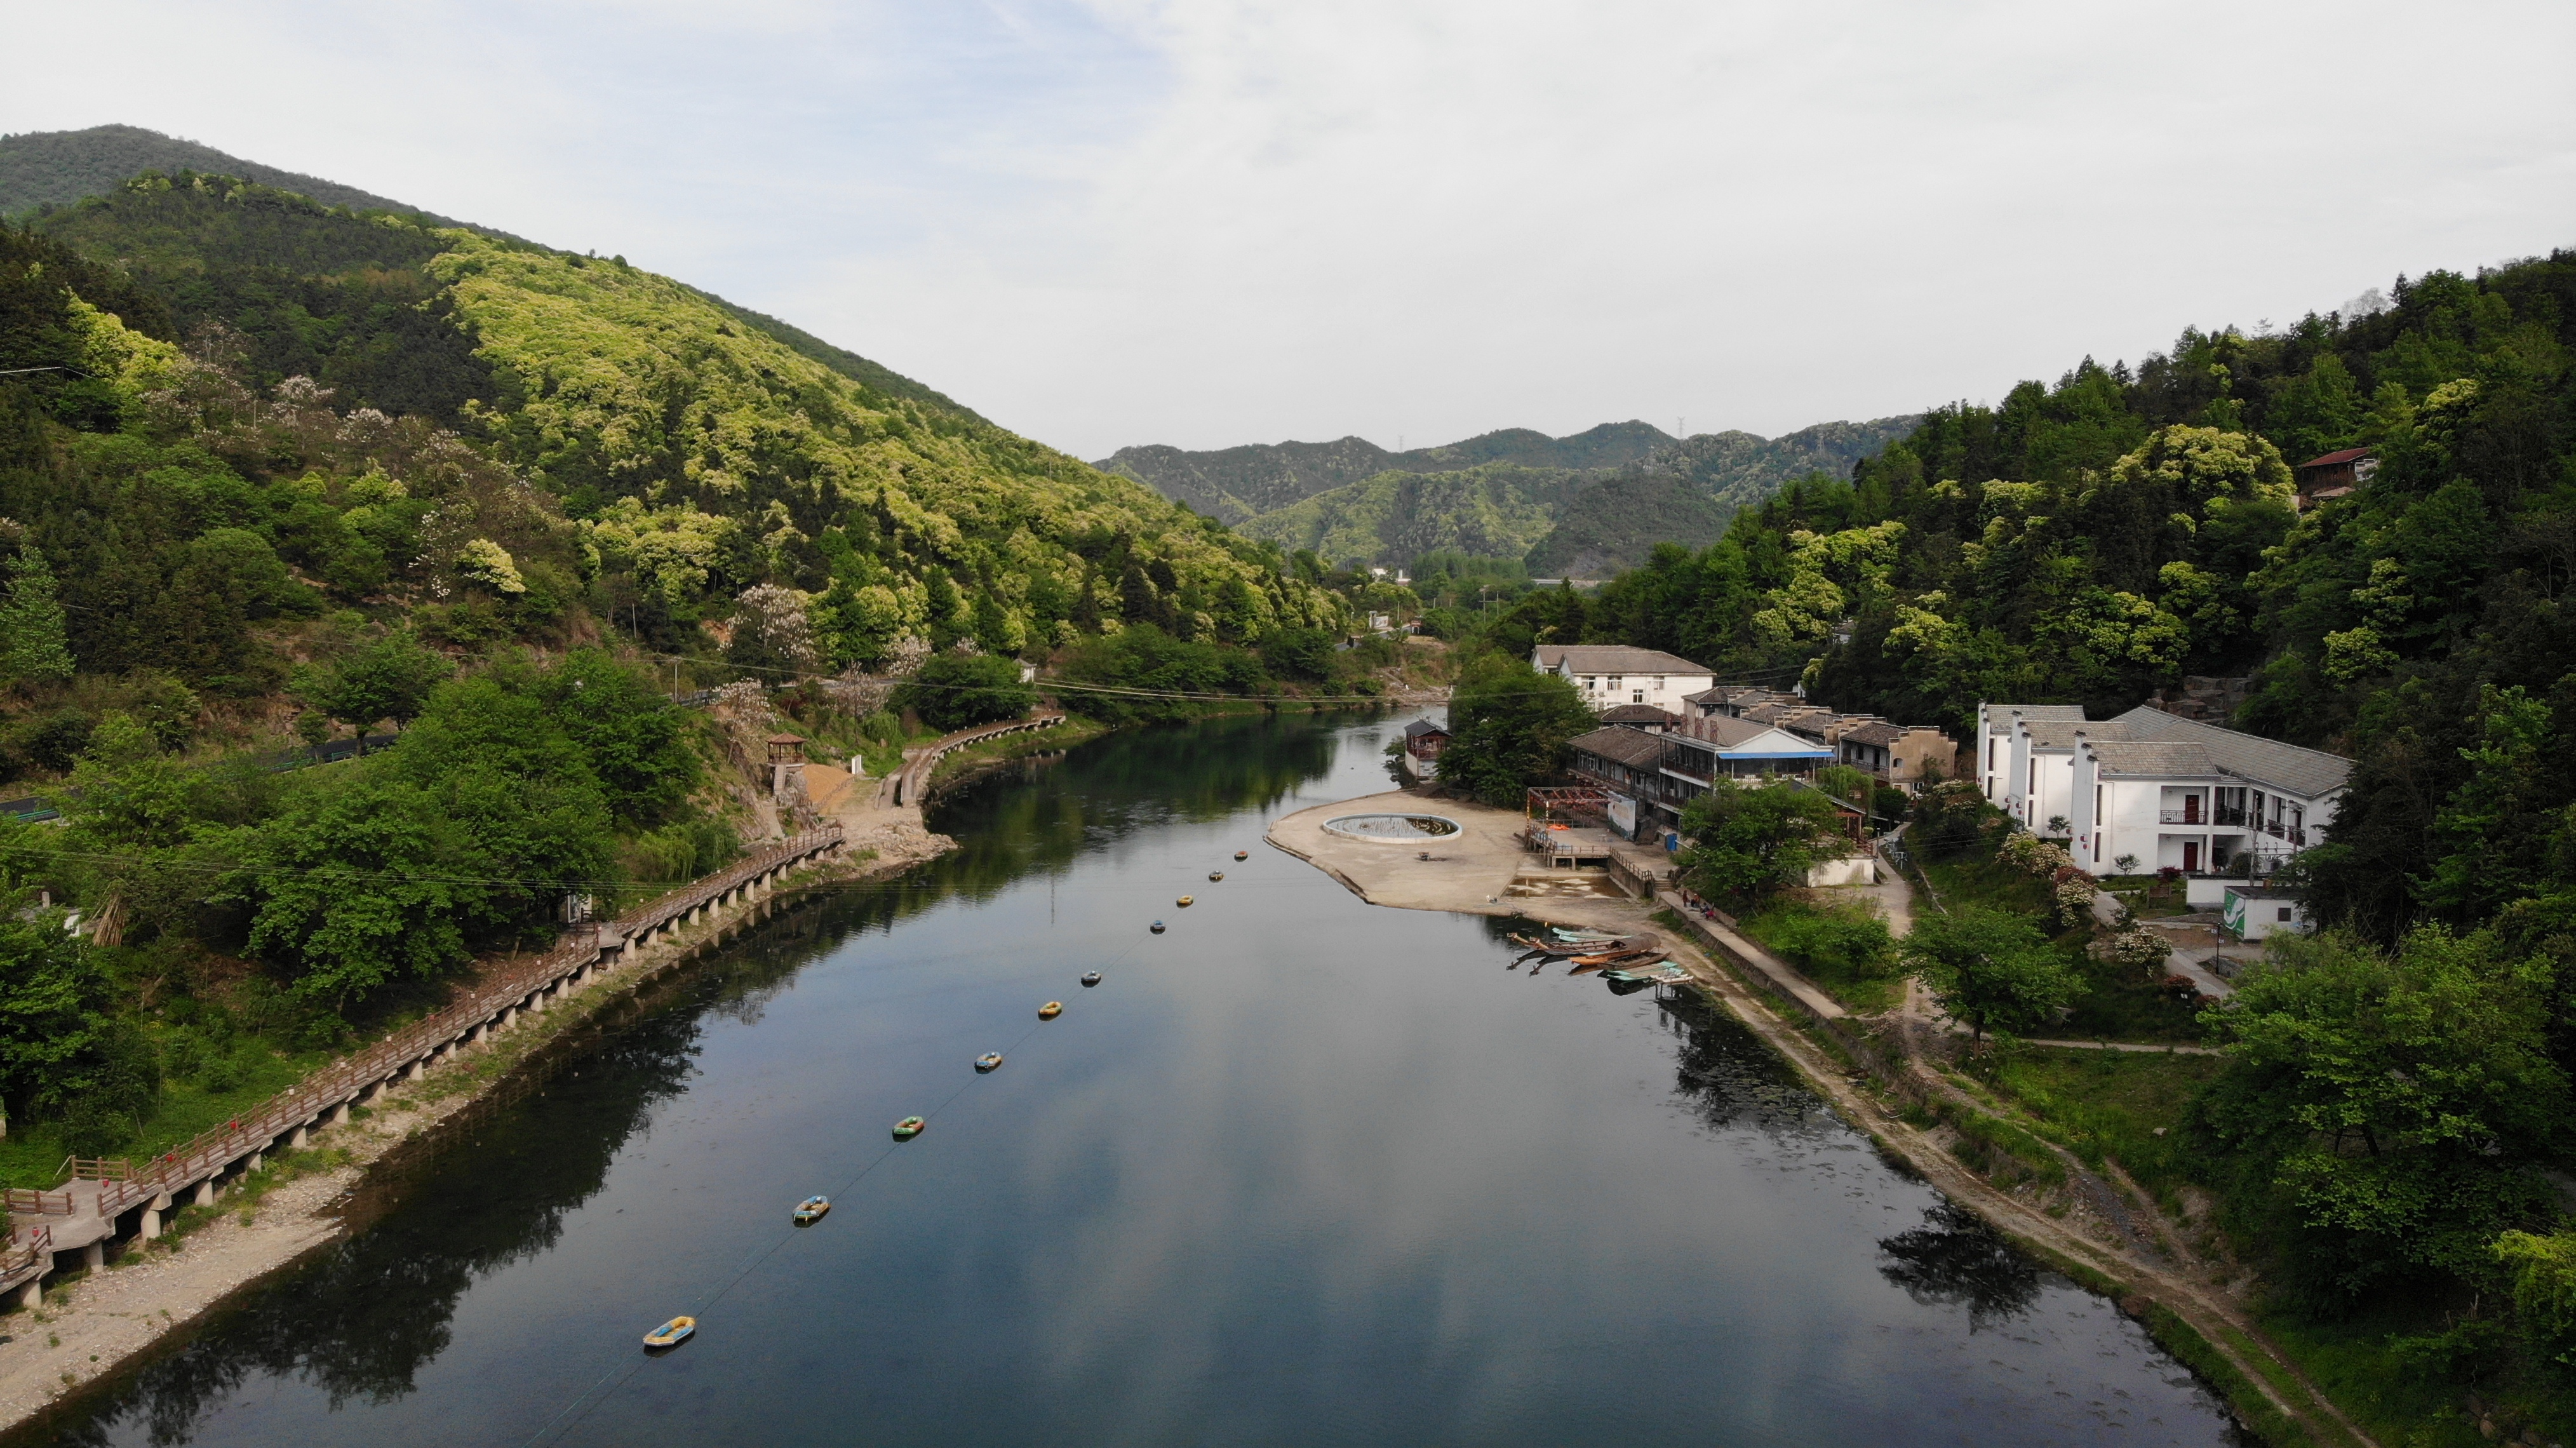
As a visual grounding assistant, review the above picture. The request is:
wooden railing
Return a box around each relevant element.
[81,827,842,1222]
[1,1226,51,1280]
[3,1189,74,1216]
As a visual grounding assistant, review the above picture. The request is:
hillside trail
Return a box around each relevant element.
[1841,852,2372,1446]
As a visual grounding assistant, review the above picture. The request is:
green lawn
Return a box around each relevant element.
[1994,1045,2227,1198]
[1737,896,1904,1016]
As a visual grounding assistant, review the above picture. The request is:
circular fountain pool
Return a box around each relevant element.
[1321,812,1463,841]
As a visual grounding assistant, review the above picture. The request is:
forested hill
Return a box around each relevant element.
[1207,414,1916,573]
[1098,420,1675,524]
[1,170,1340,694]
[1508,245,2573,937]
[0,125,461,225]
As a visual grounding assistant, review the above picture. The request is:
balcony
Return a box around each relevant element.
[2157,810,2206,825]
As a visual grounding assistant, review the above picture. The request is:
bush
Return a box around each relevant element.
[898,654,1036,731]
[1258,626,1335,683]
[1058,625,1265,724]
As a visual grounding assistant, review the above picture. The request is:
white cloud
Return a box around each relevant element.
[6,0,2572,458]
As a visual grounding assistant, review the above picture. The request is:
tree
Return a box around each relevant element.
[2196,927,2567,1301]
[1900,906,2083,1043]
[1432,655,1598,807]
[541,650,698,825]
[229,776,473,1007]
[0,544,74,686]
[300,633,450,740]
[899,654,1035,732]
[0,909,154,1138]
[1677,781,1851,903]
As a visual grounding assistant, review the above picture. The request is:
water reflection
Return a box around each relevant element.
[1878,1202,2047,1332]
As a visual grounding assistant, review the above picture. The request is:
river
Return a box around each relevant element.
[8,713,2243,1446]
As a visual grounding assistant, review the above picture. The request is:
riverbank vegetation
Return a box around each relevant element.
[1485,245,2576,1439]
[0,161,1384,1179]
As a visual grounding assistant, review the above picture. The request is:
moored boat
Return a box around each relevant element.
[1150,920,1166,934]
[793,1195,829,1224]
[1176,894,1193,907]
[1233,850,1249,861]
[643,1315,695,1350]
[975,1052,1003,1073]
[1038,1000,1063,1019]
[892,1115,925,1140]
[1081,971,1102,987]
[1208,871,1224,882]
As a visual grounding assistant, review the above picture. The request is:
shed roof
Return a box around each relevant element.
[1842,720,1939,747]
[1984,704,2088,734]
[1533,645,1712,675]
[2108,706,2352,798]
[1569,726,1668,768]
[1599,704,1678,725]
[1402,718,1449,739]
[2299,447,2373,469]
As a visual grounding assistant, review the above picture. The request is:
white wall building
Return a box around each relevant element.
[1978,703,2352,902]
[1533,645,1716,713]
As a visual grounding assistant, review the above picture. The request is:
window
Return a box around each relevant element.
[1581,677,1596,690]
[1633,690,1646,703]
[2277,906,2293,922]
[1651,676,1664,689]
[1608,676,1623,691]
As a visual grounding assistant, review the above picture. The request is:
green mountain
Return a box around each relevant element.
[1218,415,1918,573]
[1097,420,1674,523]
[0,124,463,224]
[1,168,1342,706]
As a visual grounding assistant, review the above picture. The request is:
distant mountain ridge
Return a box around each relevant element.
[1096,420,1674,525]
[1114,415,1920,573]
[0,124,466,225]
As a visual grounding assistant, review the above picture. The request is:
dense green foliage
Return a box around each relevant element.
[1,124,454,223]
[1675,782,1850,903]
[901,654,1037,731]
[1901,905,2084,1043]
[1430,657,1597,806]
[1098,421,1675,524]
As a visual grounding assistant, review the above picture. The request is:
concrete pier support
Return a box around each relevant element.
[14,1277,37,1310]
[244,1152,263,1175]
[330,1101,351,1126]
[500,1006,518,1030]
[138,1208,161,1241]
[287,1124,309,1150]
[194,1179,217,1207]
[83,1242,104,1271]
[405,1058,425,1082]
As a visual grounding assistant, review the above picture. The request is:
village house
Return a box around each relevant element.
[1978,702,2352,904]
[1835,719,1952,788]
[1397,717,1449,781]
[1532,645,1716,713]
[1567,714,1835,842]
[2295,447,2377,509]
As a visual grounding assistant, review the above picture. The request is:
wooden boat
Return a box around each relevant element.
[1208,871,1224,882]
[892,1116,925,1140]
[1080,971,1102,987]
[1234,850,1249,861]
[1038,1001,1063,1019]
[642,1316,695,1350]
[1571,948,1664,968]
[975,1052,1003,1073]
[793,1195,829,1224]
[1150,920,1166,934]
[1176,895,1194,908]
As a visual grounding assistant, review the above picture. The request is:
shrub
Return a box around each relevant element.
[898,654,1035,731]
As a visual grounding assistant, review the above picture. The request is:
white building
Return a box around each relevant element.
[1533,645,1716,713]
[1977,703,2352,904]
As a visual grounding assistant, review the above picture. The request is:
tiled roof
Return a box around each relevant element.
[1402,718,1448,739]
[1842,720,1938,747]
[2084,741,2217,778]
[1743,702,1817,725]
[1533,645,1713,675]
[1984,704,2088,734]
[1569,726,1668,768]
[1599,704,1677,725]
[2299,447,2373,468]
[2109,706,2352,798]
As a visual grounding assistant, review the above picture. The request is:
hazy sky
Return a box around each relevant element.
[7,1,2573,459]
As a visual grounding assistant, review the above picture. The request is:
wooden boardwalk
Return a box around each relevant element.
[1,828,847,1308]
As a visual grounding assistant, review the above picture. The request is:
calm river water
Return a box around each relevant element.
[12,714,2241,1447]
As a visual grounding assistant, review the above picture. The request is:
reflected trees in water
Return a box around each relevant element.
[1875,1202,2044,1332]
